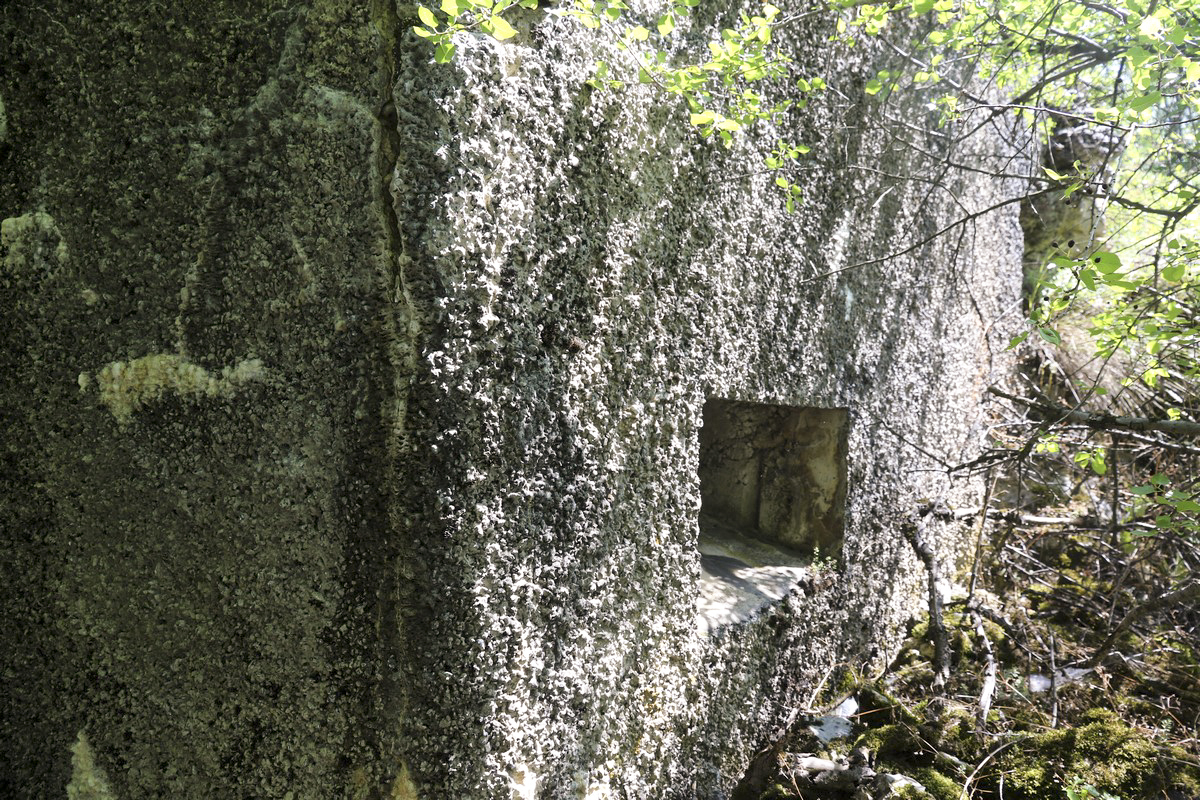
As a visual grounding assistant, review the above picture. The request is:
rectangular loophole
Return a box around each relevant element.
[698,399,849,561]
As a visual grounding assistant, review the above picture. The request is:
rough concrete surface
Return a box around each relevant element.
[1,1,1024,798]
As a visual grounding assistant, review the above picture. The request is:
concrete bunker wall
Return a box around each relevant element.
[390,8,1024,795]
[1,1,1024,798]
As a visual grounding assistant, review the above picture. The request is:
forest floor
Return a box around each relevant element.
[732,495,1200,800]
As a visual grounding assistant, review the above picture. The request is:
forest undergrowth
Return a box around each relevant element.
[733,390,1200,800]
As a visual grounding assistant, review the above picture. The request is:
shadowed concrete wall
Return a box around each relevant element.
[1,1,1024,798]
[1,3,406,797]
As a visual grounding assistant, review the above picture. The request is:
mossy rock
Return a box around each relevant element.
[858,684,923,727]
[928,708,979,761]
[909,767,962,800]
[995,712,1198,799]
[855,724,927,762]
[759,779,800,799]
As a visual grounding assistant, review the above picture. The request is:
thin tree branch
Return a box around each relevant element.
[801,190,1054,285]
[988,387,1200,437]
[1082,579,1200,669]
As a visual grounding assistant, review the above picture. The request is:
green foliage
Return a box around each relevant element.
[412,0,539,61]
[998,713,1164,800]
[1066,781,1123,800]
[411,0,814,203]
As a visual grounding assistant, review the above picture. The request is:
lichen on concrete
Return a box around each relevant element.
[66,732,116,800]
[2,2,401,798]
[93,353,265,424]
[1,211,69,270]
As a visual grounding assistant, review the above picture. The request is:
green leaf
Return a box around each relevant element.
[1079,268,1097,290]
[486,14,517,39]
[1091,251,1122,273]
[435,41,457,61]
[1006,332,1029,350]
[865,78,883,95]
[1128,90,1162,112]
[413,25,436,37]
[1126,45,1153,67]
[628,25,650,41]
[689,110,716,126]
[418,5,439,27]
[657,12,675,36]
[1163,264,1186,282]
[1138,15,1164,37]
[1038,327,1061,345]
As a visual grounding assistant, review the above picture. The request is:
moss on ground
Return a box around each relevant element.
[996,710,1200,800]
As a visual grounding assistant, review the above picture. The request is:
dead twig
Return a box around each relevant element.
[972,611,998,739]
[1082,579,1200,669]
[1049,633,1059,729]
[988,386,1200,437]
[966,471,998,605]
[902,508,951,688]
[959,738,1029,800]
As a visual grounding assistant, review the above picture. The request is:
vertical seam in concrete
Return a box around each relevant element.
[370,3,420,797]
[372,0,419,462]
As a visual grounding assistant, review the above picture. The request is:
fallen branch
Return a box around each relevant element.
[902,509,951,688]
[1082,578,1200,669]
[972,611,998,739]
[988,387,1200,437]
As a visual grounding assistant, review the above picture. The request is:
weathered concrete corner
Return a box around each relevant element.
[1,1,1023,798]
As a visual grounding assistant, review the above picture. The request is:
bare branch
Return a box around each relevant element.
[1082,579,1200,669]
[988,387,1200,437]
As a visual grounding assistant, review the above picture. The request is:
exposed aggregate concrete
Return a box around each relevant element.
[1,1,1024,797]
